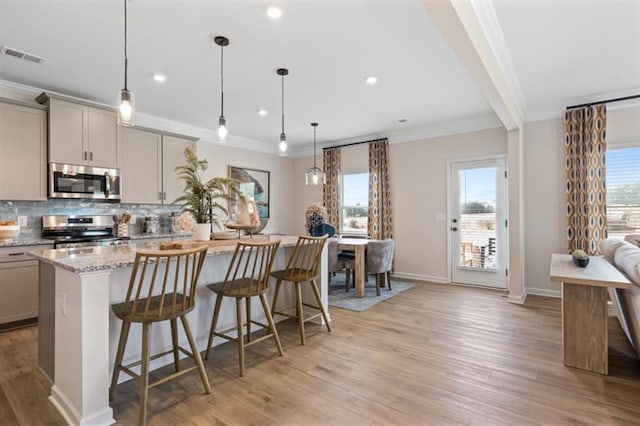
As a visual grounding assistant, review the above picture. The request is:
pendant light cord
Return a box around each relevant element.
[313,125,317,168]
[220,42,224,116]
[123,0,128,90]
[281,74,285,135]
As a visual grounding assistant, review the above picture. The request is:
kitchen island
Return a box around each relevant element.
[29,236,329,426]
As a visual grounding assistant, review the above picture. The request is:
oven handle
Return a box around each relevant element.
[104,172,111,198]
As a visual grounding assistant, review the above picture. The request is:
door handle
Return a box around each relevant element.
[90,152,94,161]
[450,227,458,232]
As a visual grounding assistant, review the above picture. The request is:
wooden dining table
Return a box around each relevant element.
[337,238,369,298]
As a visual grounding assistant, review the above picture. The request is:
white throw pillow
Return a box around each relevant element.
[600,238,626,264]
[614,242,640,285]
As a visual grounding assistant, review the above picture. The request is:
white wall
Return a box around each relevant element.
[197,141,295,235]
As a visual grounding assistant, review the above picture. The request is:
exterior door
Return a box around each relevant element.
[449,158,508,288]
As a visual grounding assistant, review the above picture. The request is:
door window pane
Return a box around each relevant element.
[341,173,368,235]
[458,167,497,270]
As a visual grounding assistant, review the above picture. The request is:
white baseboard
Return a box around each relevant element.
[507,292,527,304]
[391,272,449,284]
[526,287,561,298]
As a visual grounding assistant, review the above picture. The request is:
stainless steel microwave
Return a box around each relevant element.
[49,163,121,201]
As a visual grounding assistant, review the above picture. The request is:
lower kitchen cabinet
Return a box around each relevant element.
[0,248,43,325]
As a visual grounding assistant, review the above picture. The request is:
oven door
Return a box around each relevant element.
[49,163,121,201]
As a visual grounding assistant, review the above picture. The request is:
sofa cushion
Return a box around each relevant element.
[600,238,626,264]
[624,234,640,247]
[614,242,640,285]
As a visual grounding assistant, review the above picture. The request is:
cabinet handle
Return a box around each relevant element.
[158,192,163,200]
[84,151,88,161]
[90,152,94,161]
[163,192,167,201]
[9,252,25,256]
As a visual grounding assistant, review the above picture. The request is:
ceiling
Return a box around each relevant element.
[1,0,639,153]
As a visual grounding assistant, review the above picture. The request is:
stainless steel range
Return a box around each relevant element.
[42,215,130,248]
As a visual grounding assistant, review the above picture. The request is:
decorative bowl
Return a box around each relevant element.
[572,255,589,267]
[0,225,20,242]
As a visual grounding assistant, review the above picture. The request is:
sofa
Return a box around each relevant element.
[600,238,640,357]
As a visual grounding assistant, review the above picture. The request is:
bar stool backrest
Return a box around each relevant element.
[220,240,281,296]
[121,246,208,321]
[284,235,328,277]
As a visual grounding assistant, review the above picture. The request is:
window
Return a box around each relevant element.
[606,146,640,238]
[341,172,368,235]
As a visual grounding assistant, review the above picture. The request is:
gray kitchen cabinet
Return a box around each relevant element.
[0,99,47,201]
[0,247,48,325]
[38,94,119,168]
[120,127,195,204]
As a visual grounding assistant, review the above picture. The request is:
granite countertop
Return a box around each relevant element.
[0,237,55,248]
[128,232,192,240]
[27,235,299,274]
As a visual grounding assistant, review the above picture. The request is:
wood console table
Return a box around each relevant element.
[549,253,631,375]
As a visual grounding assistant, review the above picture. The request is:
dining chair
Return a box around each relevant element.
[204,240,283,377]
[327,238,346,291]
[270,235,330,345]
[345,239,395,296]
[109,246,211,426]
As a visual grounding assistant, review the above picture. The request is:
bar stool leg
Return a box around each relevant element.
[259,293,284,356]
[236,298,246,377]
[170,318,180,372]
[246,297,252,343]
[205,295,223,360]
[310,278,331,332]
[271,279,282,315]
[180,315,211,394]
[109,320,131,401]
[295,282,306,345]
[140,322,151,426]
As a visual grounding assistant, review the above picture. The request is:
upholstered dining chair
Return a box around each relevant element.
[270,235,331,345]
[327,238,346,290]
[109,246,211,426]
[204,240,283,377]
[345,239,395,296]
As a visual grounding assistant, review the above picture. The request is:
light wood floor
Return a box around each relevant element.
[2,282,640,425]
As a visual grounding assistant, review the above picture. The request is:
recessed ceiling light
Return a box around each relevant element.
[258,109,268,116]
[365,76,378,85]
[152,73,167,83]
[267,6,282,19]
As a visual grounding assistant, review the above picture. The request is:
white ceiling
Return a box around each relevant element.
[0,0,639,153]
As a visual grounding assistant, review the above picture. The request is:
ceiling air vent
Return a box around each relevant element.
[0,46,46,64]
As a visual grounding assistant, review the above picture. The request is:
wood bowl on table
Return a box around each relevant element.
[0,225,20,242]
[211,231,237,240]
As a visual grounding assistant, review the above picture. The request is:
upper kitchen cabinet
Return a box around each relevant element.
[0,99,47,201]
[120,127,195,204]
[37,93,119,168]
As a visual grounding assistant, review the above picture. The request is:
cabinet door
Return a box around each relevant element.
[120,127,162,204]
[162,136,194,204]
[48,99,85,165]
[0,102,47,200]
[0,260,39,324]
[87,107,118,168]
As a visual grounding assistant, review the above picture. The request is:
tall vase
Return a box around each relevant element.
[193,223,211,241]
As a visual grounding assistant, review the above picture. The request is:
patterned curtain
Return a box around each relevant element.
[564,104,607,255]
[368,139,393,240]
[323,147,341,228]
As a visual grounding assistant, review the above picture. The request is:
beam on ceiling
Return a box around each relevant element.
[420,0,523,130]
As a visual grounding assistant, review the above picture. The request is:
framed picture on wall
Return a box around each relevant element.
[228,166,270,219]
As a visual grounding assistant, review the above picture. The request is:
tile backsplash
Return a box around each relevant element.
[0,200,182,236]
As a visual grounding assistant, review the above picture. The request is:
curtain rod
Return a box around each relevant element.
[566,94,640,110]
[322,137,386,151]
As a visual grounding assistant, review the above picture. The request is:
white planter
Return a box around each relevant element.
[193,223,211,241]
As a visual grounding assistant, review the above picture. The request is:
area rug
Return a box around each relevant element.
[328,273,415,312]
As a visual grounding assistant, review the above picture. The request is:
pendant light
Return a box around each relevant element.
[277,68,289,156]
[117,0,135,127]
[215,36,229,143]
[305,123,326,185]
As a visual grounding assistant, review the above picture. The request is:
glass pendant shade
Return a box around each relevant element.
[305,122,325,185]
[217,115,228,143]
[117,88,135,126]
[278,133,287,156]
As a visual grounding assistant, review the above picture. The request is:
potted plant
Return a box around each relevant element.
[174,146,238,241]
[572,249,590,267]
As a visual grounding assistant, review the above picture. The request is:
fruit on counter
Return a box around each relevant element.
[4,220,16,226]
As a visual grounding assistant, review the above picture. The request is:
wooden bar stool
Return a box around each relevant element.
[204,240,283,377]
[109,246,211,426]
[270,235,331,345]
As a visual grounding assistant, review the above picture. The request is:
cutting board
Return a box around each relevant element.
[159,236,269,250]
